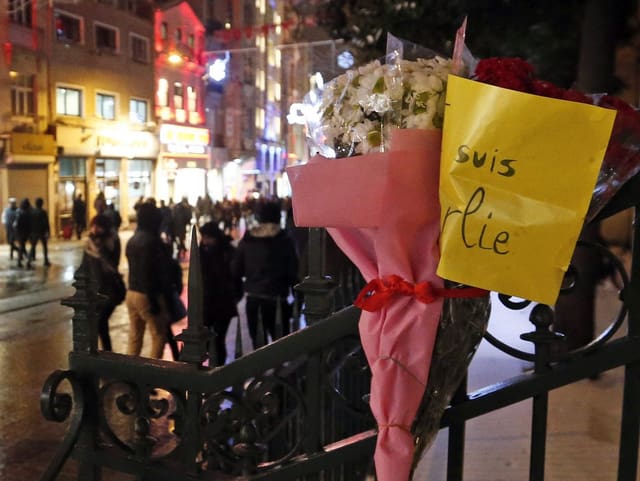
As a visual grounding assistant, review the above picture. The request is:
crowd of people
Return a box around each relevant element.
[2,196,51,269]
[83,194,303,366]
[0,190,314,365]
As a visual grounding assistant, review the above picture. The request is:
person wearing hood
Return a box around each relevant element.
[84,214,123,351]
[125,202,172,358]
[231,200,299,349]
[199,221,242,365]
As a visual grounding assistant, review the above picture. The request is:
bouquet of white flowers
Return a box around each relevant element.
[289,34,489,481]
[308,54,451,158]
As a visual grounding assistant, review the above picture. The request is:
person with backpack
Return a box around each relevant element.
[85,214,124,351]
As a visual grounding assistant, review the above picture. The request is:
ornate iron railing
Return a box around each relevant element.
[39,174,640,481]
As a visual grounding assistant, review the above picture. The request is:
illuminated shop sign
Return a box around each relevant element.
[97,130,158,158]
[160,124,210,156]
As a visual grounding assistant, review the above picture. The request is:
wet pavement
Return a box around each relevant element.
[0,232,635,481]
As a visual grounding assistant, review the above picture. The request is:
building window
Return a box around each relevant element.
[55,11,83,43]
[130,33,149,63]
[94,22,118,53]
[10,74,35,116]
[157,78,168,107]
[129,98,148,123]
[173,82,184,110]
[187,86,196,112]
[96,93,116,120]
[56,86,82,117]
[59,157,86,177]
[187,34,195,49]
[160,22,168,40]
[175,28,182,42]
[8,0,32,26]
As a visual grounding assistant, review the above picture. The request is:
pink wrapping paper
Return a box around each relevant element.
[288,128,443,481]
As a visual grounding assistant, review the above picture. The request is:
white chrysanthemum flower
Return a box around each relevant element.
[309,55,452,156]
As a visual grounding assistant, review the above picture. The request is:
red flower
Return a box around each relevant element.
[474,57,534,93]
[531,80,565,99]
[473,56,640,215]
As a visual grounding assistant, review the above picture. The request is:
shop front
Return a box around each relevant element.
[1,132,56,240]
[96,129,159,223]
[158,124,210,206]
[56,125,159,230]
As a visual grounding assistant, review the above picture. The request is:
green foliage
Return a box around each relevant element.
[317,0,636,88]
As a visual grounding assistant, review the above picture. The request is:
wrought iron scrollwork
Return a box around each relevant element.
[322,336,372,417]
[201,373,306,475]
[39,370,85,481]
[98,380,185,459]
[486,239,629,362]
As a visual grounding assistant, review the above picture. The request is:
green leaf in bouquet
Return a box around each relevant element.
[373,76,386,94]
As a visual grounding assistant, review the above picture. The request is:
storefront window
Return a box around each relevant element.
[96,158,121,209]
[57,157,87,236]
[128,159,152,216]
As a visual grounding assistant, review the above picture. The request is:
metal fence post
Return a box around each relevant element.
[61,255,100,481]
[618,206,640,481]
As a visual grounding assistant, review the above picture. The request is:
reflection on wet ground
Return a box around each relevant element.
[0,241,82,298]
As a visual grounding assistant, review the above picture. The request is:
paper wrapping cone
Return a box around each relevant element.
[288,129,443,481]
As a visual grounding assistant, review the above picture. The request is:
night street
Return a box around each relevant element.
[0,229,633,480]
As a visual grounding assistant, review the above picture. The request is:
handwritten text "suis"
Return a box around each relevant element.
[455,145,517,177]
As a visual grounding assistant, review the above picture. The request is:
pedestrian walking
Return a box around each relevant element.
[104,203,122,232]
[125,202,172,359]
[28,197,51,267]
[200,221,242,366]
[2,197,18,260]
[72,193,87,240]
[14,198,32,268]
[172,197,193,259]
[164,253,186,360]
[94,191,107,215]
[231,201,299,349]
[85,214,124,351]
[159,199,174,249]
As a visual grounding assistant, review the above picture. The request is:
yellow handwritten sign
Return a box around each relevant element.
[438,75,616,305]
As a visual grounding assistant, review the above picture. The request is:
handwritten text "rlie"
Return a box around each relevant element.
[442,187,510,255]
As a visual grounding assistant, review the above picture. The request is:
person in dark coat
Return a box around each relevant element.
[231,201,299,349]
[200,221,242,365]
[72,194,87,240]
[14,198,32,268]
[159,199,174,250]
[125,202,172,359]
[104,203,122,232]
[2,197,18,260]
[29,197,51,267]
[172,197,193,259]
[85,214,123,351]
[164,253,185,361]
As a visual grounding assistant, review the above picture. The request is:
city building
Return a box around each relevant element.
[1,0,158,236]
[1,0,57,240]
[153,0,208,206]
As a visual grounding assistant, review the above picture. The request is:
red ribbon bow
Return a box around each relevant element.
[354,275,488,312]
